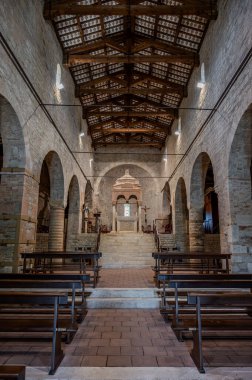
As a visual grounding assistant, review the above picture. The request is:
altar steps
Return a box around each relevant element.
[99,233,156,268]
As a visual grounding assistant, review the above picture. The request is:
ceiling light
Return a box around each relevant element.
[197,81,205,88]
[175,117,181,136]
[56,82,64,90]
[197,62,206,89]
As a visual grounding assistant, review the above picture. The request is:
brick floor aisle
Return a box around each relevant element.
[97,268,154,288]
[61,309,194,367]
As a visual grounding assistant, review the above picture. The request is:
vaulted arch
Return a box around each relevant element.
[174,177,189,251]
[228,104,252,272]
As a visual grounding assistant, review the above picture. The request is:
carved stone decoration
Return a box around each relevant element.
[112,169,142,233]
[112,169,142,205]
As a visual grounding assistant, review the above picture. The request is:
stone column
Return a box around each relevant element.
[112,204,116,232]
[48,203,65,251]
[189,207,204,252]
[138,205,142,233]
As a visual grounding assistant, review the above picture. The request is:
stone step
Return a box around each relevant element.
[86,288,160,308]
[100,232,155,268]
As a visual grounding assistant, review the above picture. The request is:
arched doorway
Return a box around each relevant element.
[203,162,220,252]
[35,161,50,251]
[35,151,64,252]
[228,104,252,272]
[0,94,26,271]
[174,177,189,251]
[161,181,172,233]
[82,180,93,233]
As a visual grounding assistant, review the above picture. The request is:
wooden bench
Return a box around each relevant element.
[157,274,252,340]
[153,252,231,286]
[187,292,252,373]
[0,273,90,323]
[0,291,70,375]
[21,251,102,287]
[0,365,25,380]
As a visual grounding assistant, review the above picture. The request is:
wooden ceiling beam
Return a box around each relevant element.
[91,128,165,134]
[77,71,185,96]
[78,87,183,95]
[66,38,127,54]
[91,119,170,131]
[133,36,199,60]
[64,53,197,66]
[44,3,217,19]
[87,111,177,118]
[93,142,163,147]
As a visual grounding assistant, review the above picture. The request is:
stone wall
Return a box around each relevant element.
[93,162,161,228]
[35,233,49,252]
[204,235,221,254]
[0,0,93,270]
[67,233,98,251]
[0,0,251,273]
[159,0,252,271]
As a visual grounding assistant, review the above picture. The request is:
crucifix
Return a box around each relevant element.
[142,205,150,225]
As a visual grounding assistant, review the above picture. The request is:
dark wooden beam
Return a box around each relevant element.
[132,36,199,63]
[90,118,170,131]
[66,38,127,54]
[87,111,177,118]
[64,53,198,66]
[93,141,163,147]
[78,87,183,95]
[44,3,217,19]
[91,127,165,134]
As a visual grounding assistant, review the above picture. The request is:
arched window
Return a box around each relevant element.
[124,203,130,217]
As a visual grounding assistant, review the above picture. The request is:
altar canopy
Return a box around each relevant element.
[112,170,142,233]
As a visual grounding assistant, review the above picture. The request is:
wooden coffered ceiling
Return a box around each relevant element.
[44,0,218,149]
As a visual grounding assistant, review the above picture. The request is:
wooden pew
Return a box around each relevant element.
[0,291,70,375]
[0,273,91,323]
[0,365,25,380]
[152,252,231,286]
[20,251,102,287]
[187,292,252,373]
[158,273,252,310]
[157,274,252,339]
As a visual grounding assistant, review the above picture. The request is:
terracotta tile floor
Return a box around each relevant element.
[1,268,252,374]
[97,268,154,288]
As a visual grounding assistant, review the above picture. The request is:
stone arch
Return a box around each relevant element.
[96,164,158,229]
[174,177,189,251]
[0,94,26,169]
[36,161,50,233]
[0,95,27,271]
[189,152,211,252]
[82,180,93,233]
[203,162,220,253]
[228,104,252,272]
[93,161,160,200]
[84,180,93,210]
[65,176,81,250]
[39,151,65,251]
[161,181,172,233]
